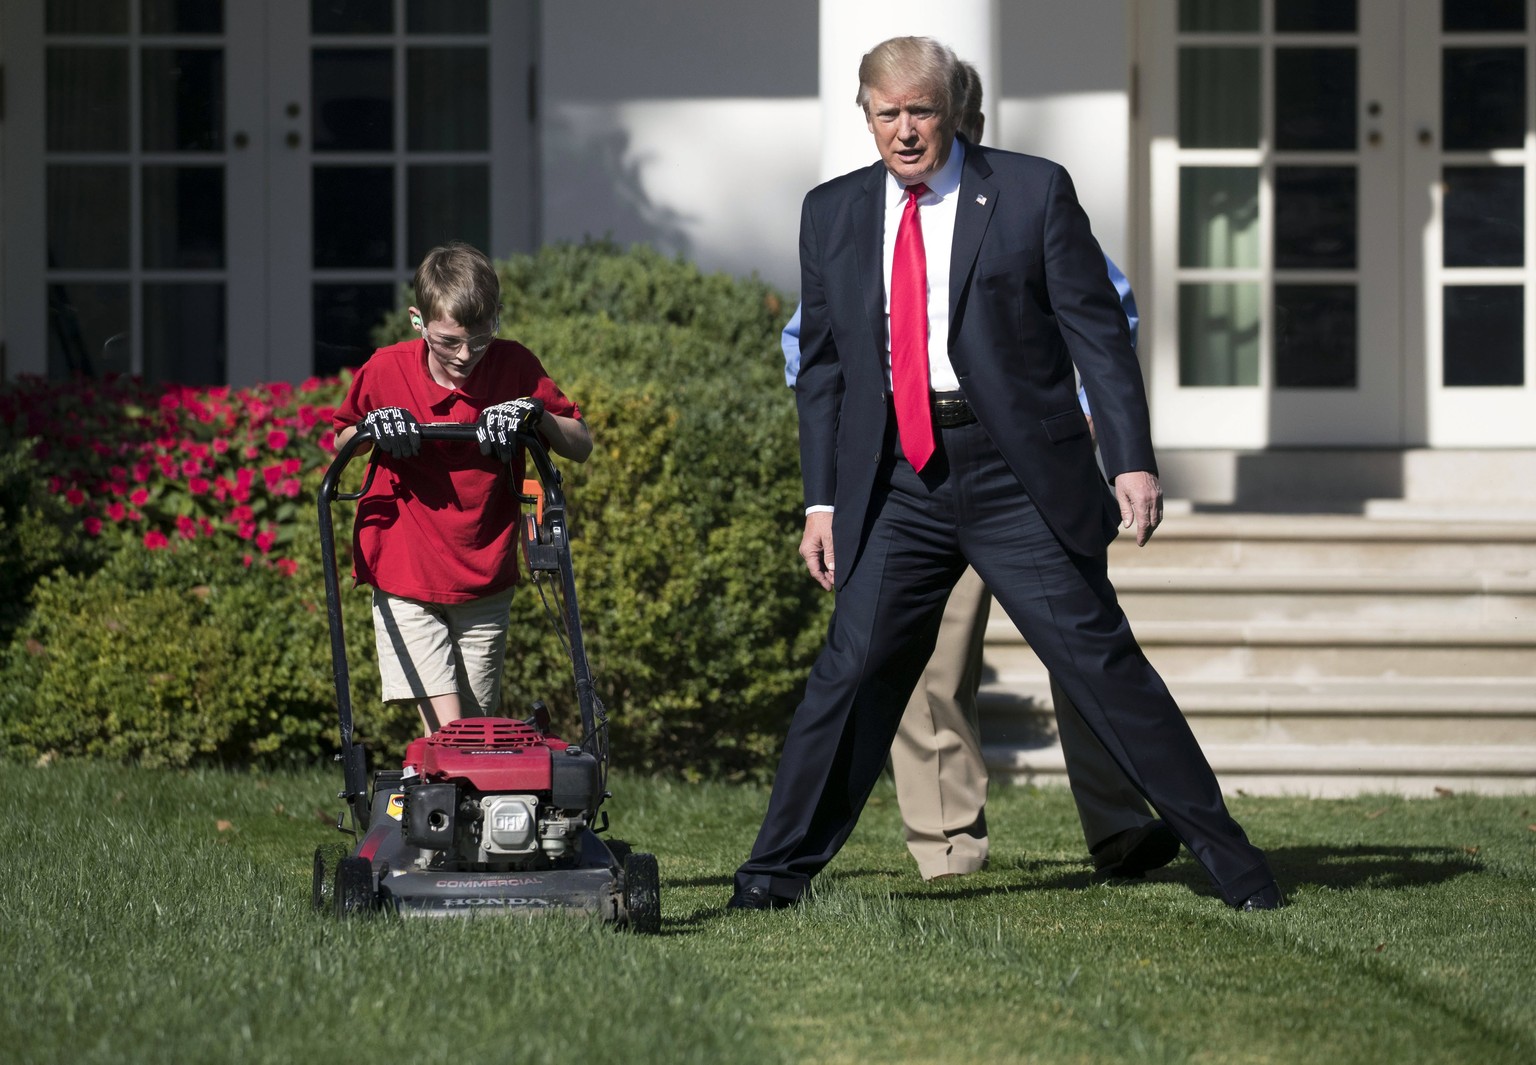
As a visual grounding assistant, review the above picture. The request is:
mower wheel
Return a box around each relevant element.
[622,851,661,934]
[311,847,328,912]
[333,856,376,918]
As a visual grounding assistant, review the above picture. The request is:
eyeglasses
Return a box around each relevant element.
[421,321,499,356]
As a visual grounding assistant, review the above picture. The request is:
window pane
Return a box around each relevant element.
[312,0,392,34]
[1275,48,1357,151]
[1276,1,1357,32]
[1444,287,1524,386]
[313,166,393,269]
[407,48,488,151]
[48,283,130,378]
[1275,285,1357,388]
[48,165,130,269]
[1180,168,1259,268]
[408,166,489,265]
[1275,167,1357,270]
[46,1,128,34]
[142,48,225,151]
[1445,0,1525,32]
[314,284,397,377]
[407,0,488,33]
[312,49,394,151]
[47,47,129,151]
[143,166,225,269]
[1443,49,1526,151]
[1180,283,1261,386]
[143,284,226,385]
[1180,0,1259,32]
[1180,48,1260,148]
[1444,166,1524,268]
[142,0,224,33]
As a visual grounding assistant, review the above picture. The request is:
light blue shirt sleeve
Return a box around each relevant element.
[782,304,803,388]
[1079,256,1141,415]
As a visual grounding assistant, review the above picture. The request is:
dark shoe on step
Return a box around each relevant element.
[1238,882,1286,911]
[726,885,797,911]
[1091,820,1181,879]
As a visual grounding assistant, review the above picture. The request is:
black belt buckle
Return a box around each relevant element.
[931,392,976,429]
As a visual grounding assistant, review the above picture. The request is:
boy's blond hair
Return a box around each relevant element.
[413,241,500,328]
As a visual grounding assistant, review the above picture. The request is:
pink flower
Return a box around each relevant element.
[130,488,150,506]
[267,429,290,451]
[274,558,299,577]
[176,515,198,539]
[65,488,86,506]
[188,476,210,495]
[212,438,230,455]
[255,530,277,554]
[282,457,302,476]
[106,502,127,522]
[237,520,257,541]
[144,530,169,549]
[83,516,102,536]
[242,554,254,568]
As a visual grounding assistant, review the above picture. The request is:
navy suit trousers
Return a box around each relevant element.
[736,419,1273,906]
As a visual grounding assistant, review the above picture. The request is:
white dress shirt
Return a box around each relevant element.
[881,138,965,394]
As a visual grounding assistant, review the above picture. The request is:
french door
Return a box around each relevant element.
[2,0,535,387]
[1142,0,1536,448]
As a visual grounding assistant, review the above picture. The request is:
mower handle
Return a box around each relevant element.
[316,420,597,834]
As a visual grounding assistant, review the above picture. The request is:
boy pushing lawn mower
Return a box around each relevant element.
[333,240,592,735]
[316,242,658,926]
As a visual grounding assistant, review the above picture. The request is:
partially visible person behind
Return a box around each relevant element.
[334,241,592,735]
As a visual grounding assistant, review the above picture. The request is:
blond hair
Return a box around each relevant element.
[855,36,967,131]
[412,241,500,328]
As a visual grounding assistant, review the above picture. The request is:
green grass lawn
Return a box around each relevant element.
[2,763,1531,1065]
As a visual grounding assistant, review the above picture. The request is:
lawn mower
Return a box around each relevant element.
[312,420,659,929]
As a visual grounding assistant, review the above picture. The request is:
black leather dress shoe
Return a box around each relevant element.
[1090,820,1181,878]
[726,885,796,911]
[1238,882,1286,911]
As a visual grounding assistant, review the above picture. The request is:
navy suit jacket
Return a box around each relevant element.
[794,142,1157,586]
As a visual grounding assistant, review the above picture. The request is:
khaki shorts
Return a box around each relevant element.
[371,587,515,714]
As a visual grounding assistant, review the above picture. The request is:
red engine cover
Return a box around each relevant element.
[402,717,569,792]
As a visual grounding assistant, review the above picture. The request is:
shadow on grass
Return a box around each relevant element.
[661,846,1484,932]
[914,843,1484,903]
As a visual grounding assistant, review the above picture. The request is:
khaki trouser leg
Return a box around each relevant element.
[891,566,991,879]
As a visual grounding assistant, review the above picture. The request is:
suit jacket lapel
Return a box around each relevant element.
[949,146,997,348]
[852,161,888,367]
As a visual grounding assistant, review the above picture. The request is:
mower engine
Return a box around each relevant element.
[398,717,602,871]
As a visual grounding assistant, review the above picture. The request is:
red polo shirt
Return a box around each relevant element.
[334,338,581,602]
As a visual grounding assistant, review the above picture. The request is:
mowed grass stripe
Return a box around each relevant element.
[0,764,1530,1065]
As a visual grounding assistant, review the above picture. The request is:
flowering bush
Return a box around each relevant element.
[0,372,348,573]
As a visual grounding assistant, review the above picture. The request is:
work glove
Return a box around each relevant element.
[476,397,544,464]
[361,406,422,459]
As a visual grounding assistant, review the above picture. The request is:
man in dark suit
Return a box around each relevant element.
[729,36,1282,913]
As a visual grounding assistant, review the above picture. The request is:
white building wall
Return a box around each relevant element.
[540,0,1133,296]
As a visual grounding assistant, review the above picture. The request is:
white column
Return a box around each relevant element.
[818,0,999,183]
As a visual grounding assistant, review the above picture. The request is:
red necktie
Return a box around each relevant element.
[891,182,934,471]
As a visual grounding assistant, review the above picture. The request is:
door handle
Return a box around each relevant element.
[1417,127,1434,146]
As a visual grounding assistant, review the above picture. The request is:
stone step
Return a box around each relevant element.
[983,740,1536,798]
[976,677,1536,747]
[983,621,1536,678]
[1104,514,1536,573]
